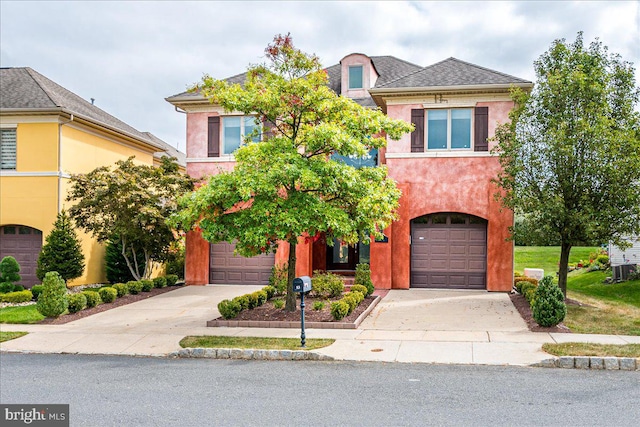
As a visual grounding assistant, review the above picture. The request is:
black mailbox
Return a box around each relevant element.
[292,276,312,293]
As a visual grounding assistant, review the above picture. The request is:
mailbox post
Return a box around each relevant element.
[292,276,312,347]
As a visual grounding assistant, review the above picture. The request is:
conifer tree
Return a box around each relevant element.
[37,210,85,282]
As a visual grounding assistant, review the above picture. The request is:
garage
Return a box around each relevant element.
[0,225,43,287]
[411,213,487,289]
[209,242,274,285]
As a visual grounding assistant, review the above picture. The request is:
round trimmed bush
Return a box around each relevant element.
[165,274,179,286]
[349,290,364,304]
[350,284,368,297]
[113,283,128,297]
[233,295,249,310]
[262,285,276,300]
[247,292,259,309]
[342,294,358,314]
[99,287,118,303]
[1,290,33,304]
[330,301,349,320]
[82,290,102,308]
[255,290,268,306]
[311,272,344,298]
[0,282,14,294]
[153,277,167,288]
[218,299,242,319]
[30,284,44,301]
[36,271,68,318]
[127,281,143,295]
[140,280,154,292]
[68,293,87,313]
[312,301,325,311]
[532,276,567,327]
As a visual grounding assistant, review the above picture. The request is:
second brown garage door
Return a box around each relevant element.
[0,225,43,287]
[411,213,487,289]
[210,242,274,285]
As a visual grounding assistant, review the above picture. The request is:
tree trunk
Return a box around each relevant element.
[122,239,141,281]
[284,239,297,312]
[558,241,572,299]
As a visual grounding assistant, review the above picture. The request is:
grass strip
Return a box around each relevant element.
[0,331,28,343]
[180,336,335,351]
[543,342,640,358]
[0,305,45,324]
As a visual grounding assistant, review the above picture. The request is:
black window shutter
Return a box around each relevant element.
[474,107,489,152]
[410,109,424,152]
[207,116,220,157]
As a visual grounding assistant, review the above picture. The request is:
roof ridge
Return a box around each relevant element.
[371,55,423,69]
[24,67,59,107]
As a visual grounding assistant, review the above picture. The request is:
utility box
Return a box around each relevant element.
[292,276,312,293]
[524,268,544,281]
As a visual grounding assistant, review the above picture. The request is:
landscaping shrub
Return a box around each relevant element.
[596,254,609,266]
[217,299,242,319]
[13,284,25,292]
[36,210,85,282]
[312,301,325,311]
[350,284,368,297]
[349,290,364,305]
[1,290,33,304]
[165,274,179,287]
[311,272,344,298]
[36,271,68,318]
[30,284,44,301]
[532,276,567,327]
[515,277,538,294]
[140,280,154,292]
[255,290,268,306]
[273,298,284,309]
[153,277,167,289]
[268,264,288,295]
[166,242,185,279]
[67,293,87,313]
[99,287,118,303]
[82,290,102,308]
[127,281,143,295]
[330,300,350,320]
[233,295,249,310]
[524,287,537,306]
[342,294,358,314]
[0,256,21,287]
[113,283,129,297]
[354,263,374,296]
[0,282,14,294]
[262,285,276,300]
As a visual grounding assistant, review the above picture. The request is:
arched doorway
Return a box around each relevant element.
[410,213,487,289]
[0,225,43,287]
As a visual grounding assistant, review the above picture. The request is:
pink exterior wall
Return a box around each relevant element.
[340,54,378,99]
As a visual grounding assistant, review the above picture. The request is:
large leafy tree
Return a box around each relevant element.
[172,34,412,311]
[68,156,194,280]
[493,33,640,296]
[36,210,85,282]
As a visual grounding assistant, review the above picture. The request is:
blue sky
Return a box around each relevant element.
[1,1,638,152]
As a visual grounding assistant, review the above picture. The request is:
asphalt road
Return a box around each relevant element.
[1,354,638,426]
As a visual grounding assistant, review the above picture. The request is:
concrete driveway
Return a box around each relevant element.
[360,289,528,332]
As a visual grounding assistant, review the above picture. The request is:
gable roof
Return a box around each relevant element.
[0,67,171,152]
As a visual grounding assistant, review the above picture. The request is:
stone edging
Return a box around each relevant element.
[534,356,640,370]
[206,295,381,329]
[170,347,334,361]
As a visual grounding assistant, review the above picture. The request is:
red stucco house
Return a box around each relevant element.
[166,53,532,292]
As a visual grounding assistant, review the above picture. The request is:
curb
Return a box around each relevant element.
[170,347,335,361]
[207,295,381,329]
[534,356,640,370]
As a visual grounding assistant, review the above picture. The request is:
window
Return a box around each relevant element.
[1,128,17,170]
[427,109,472,150]
[348,65,363,89]
[332,148,378,168]
[222,116,261,155]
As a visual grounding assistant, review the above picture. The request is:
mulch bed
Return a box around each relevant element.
[213,295,377,324]
[39,286,181,325]
[509,293,571,333]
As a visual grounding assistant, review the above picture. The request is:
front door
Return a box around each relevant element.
[326,239,370,271]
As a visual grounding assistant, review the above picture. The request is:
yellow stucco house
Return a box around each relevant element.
[0,67,184,287]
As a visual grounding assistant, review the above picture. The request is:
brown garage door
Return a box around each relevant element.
[0,225,43,287]
[210,242,274,285]
[411,213,487,289]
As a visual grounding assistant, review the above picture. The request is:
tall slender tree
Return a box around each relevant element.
[493,33,640,296]
[37,210,85,282]
[172,34,413,311]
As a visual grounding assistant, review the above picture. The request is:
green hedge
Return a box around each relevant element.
[0,290,33,304]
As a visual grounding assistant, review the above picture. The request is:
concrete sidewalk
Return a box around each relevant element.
[2,286,639,366]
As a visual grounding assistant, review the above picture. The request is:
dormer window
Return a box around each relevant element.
[348,65,364,89]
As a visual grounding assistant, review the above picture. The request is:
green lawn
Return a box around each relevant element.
[0,331,28,343]
[180,336,335,351]
[0,305,45,324]
[514,246,598,276]
[542,343,640,358]
[568,270,640,308]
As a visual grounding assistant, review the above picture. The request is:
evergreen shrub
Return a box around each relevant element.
[68,293,87,313]
[532,276,567,327]
[99,287,118,303]
[36,272,68,318]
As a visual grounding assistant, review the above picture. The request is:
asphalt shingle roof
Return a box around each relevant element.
[0,67,183,155]
[376,57,531,89]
